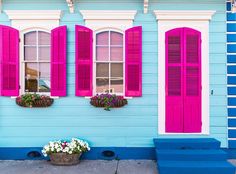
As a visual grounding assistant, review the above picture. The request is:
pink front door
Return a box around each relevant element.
[165,27,202,133]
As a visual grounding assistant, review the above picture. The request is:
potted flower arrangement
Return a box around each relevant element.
[42,138,90,166]
[90,93,128,111]
[16,93,54,108]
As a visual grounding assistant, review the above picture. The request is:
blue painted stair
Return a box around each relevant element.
[153,138,236,174]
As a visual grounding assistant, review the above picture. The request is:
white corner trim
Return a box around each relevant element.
[153,10,216,20]
[80,10,137,20]
[157,21,210,135]
[66,0,74,13]
[144,0,149,14]
[5,10,63,20]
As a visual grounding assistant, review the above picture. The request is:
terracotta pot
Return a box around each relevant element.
[49,153,81,166]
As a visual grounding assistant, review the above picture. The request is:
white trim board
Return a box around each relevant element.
[154,10,215,135]
[5,10,62,96]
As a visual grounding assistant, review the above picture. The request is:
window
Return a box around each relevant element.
[95,30,124,94]
[23,30,50,93]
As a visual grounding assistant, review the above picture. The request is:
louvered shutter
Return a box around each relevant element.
[183,28,201,133]
[51,26,67,96]
[75,25,93,96]
[165,28,183,133]
[125,26,142,97]
[0,25,19,96]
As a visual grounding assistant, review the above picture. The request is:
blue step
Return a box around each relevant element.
[153,138,221,149]
[156,149,228,161]
[158,160,235,174]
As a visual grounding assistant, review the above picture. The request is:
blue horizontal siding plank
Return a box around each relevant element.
[227,23,236,32]
[228,65,236,74]
[227,44,236,53]
[228,119,236,127]
[228,55,236,63]
[211,106,227,117]
[228,98,236,106]
[228,108,236,117]
[228,140,236,148]
[227,2,231,11]
[228,76,236,84]
[227,13,236,21]
[228,130,236,138]
[228,87,236,95]
[227,34,236,42]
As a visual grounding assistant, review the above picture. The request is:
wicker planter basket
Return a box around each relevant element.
[49,153,81,166]
[90,98,127,108]
[16,98,54,108]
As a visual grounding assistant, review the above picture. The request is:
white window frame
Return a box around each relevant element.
[154,10,216,135]
[80,10,137,97]
[21,29,51,95]
[94,29,125,96]
[5,10,62,96]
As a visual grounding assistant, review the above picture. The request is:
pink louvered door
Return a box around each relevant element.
[183,28,201,132]
[165,27,201,133]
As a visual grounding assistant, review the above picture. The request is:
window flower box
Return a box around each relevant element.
[90,93,128,111]
[42,138,90,166]
[16,93,54,108]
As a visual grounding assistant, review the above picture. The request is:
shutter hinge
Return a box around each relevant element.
[19,38,21,43]
[19,85,21,89]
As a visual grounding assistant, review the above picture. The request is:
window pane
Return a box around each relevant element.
[96,32,109,45]
[39,63,50,78]
[25,63,38,92]
[38,31,50,45]
[111,32,123,45]
[39,78,50,92]
[111,63,123,77]
[39,47,50,61]
[96,78,109,93]
[96,46,109,61]
[24,46,37,61]
[111,79,123,93]
[111,47,123,61]
[24,31,36,45]
[96,63,109,77]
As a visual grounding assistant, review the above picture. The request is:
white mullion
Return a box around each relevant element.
[108,30,111,93]
[36,30,40,93]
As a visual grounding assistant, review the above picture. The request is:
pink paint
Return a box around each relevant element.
[0,25,19,96]
[125,26,142,97]
[51,26,67,96]
[75,25,93,96]
[165,27,201,133]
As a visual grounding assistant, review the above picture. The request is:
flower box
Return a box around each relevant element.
[49,153,81,166]
[16,93,54,108]
[90,93,128,111]
[42,138,90,166]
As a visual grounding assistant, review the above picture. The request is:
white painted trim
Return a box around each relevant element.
[5,11,61,97]
[80,10,136,97]
[5,10,62,20]
[155,11,214,135]
[66,0,74,13]
[144,0,149,14]
[80,10,137,20]
[153,10,216,21]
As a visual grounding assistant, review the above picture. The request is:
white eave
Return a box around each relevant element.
[4,10,62,20]
[80,10,137,20]
[153,10,216,21]
[66,0,74,13]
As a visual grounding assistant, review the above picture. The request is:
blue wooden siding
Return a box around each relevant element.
[0,0,227,147]
[227,0,236,148]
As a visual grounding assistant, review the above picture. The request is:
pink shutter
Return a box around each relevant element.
[125,26,142,97]
[165,28,183,133]
[75,25,93,96]
[0,25,19,96]
[51,26,67,96]
[183,28,201,133]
